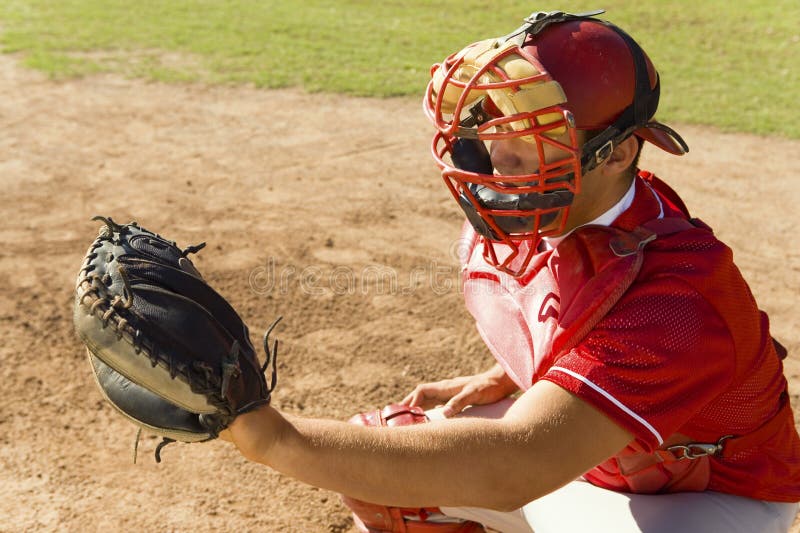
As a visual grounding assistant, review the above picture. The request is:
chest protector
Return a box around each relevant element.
[462,222,666,390]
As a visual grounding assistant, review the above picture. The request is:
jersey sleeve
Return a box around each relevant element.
[541,276,736,450]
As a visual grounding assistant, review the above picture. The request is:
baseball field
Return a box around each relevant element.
[1,2,798,531]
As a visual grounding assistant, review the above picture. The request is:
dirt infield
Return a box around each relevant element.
[1,54,798,531]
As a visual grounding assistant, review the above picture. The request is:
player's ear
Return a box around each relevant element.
[600,135,639,176]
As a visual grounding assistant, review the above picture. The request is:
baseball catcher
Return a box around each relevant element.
[214,9,797,533]
[73,216,279,461]
[73,8,800,533]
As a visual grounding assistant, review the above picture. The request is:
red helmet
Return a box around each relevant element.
[424,10,688,276]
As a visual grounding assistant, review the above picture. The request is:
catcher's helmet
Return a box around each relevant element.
[424,10,688,276]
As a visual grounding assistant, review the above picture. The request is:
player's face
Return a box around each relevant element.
[487,130,587,234]
[487,133,576,178]
[489,131,642,239]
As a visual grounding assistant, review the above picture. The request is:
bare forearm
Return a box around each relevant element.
[228,382,633,511]
[286,417,533,508]
[234,406,572,510]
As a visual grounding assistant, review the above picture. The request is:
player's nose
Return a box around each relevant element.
[489,138,537,176]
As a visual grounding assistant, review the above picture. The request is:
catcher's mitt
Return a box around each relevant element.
[73,216,279,461]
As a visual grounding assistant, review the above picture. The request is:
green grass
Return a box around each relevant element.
[1,0,798,137]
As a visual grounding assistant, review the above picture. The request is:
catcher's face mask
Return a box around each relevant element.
[424,9,688,277]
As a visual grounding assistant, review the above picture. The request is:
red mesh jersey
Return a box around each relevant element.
[461,173,800,501]
[540,174,800,501]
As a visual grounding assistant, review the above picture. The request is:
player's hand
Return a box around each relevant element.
[400,363,518,417]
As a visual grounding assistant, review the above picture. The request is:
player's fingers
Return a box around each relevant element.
[400,384,435,407]
[441,386,475,418]
[399,389,419,406]
[400,378,469,408]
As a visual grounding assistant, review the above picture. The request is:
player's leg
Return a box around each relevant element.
[340,403,487,532]
[340,400,530,532]
[431,399,534,533]
[434,402,798,533]
[520,478,799,533]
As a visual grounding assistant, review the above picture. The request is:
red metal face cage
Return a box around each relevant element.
[424,32,582,276]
